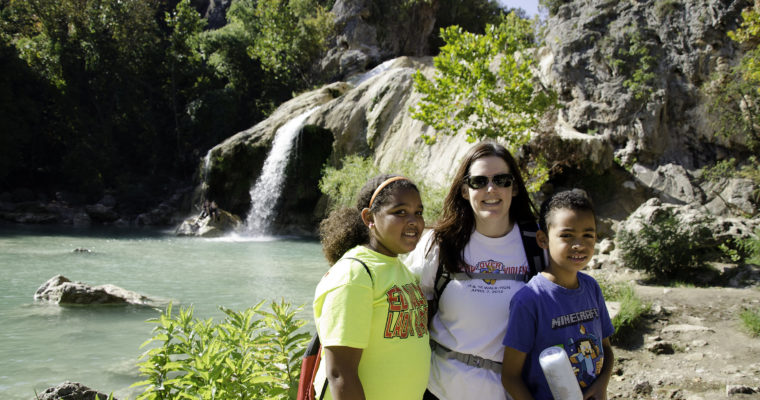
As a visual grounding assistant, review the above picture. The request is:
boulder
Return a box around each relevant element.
[35,381,114,400]
[176,208,242,237]
[617,198,758,244]
[632,163,704,205]
[703,178,758,216]
[34,275,153,306]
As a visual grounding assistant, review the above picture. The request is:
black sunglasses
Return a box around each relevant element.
[464,173,514,189]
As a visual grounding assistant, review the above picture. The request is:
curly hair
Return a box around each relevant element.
[319,174,420,265]
[430,142,538,273]
[538,189,595,232]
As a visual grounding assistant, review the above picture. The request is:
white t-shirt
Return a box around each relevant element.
[406,225,530,400]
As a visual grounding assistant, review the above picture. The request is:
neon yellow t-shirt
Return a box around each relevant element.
[313,245,431,400]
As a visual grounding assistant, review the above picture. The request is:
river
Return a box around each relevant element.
[0,224,327,399]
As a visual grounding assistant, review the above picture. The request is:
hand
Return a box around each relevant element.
[582,382,607,400]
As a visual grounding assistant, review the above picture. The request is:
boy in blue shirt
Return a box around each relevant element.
[501,190,615,400]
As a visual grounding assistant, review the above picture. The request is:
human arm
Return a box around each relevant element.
[502,346,534,400]
[582,338,614,400]
[323,345,365,400]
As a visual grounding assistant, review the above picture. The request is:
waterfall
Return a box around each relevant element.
[245,107,320,236]
[200,150,212,201]
[347,59,396,86]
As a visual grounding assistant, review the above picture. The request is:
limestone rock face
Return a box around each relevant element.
[320,0,437,80]
[540,0,750,169]
[34,275,153,306]
[35,381,114,400]
[197,57,475,234]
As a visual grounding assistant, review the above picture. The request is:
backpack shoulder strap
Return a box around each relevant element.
[342,257,374,285]
[516,220,546,281]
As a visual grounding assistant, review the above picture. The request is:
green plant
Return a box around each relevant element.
[740,307,760,337]
[319,154,380,210]
[735,227,760,265]
[412,13,555,145]
[654,0,682,18]
[620,30,657,101]
[133,301,310,400]
[319,153,449,225]
[616,209,719,282]
[599,280,650,341]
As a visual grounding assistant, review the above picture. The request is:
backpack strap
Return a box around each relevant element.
[430,221,546,315]
[343,257,374,284]
[516,220,546,282]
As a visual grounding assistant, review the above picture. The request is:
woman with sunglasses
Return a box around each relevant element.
[407,141,541,400]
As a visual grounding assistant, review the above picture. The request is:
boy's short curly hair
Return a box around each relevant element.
[538,189,596,232]
[319,174,419,265]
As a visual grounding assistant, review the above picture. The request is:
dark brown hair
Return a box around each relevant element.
[538,189,596,232]
[430,142,537,273]
[319,174,420,265]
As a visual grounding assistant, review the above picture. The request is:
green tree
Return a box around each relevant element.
[412,12,554,145]
[214,0,332,90]
[411,12,555,190]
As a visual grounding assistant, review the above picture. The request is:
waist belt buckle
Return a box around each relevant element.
[472,357,482,368]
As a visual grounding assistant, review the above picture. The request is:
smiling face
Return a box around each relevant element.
[537,207,597,280]
[461,156,517,237]
[363,187,424,257]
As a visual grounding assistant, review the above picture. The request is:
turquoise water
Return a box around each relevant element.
[0,225,328,399]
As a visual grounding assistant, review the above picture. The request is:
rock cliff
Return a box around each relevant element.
[195,0,758,236]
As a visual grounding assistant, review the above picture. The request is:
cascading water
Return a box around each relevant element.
[200,151,212,201]
[246,107,320,236]
[347,59,396,86]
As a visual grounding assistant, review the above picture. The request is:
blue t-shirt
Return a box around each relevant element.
[502,273,615,400]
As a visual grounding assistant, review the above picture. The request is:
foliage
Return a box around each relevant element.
[0,0,332,202]
[430,0,509,51]
[598,280,650,342]
[320,155,380,211]
[225,0,333,88]
[539,0,569,16]
[611,29,657,102]
[319,154,449,225]
[654,0,682,18]
[740,307,760,337]
[616,209,720,282]
[726,227,760,265]
[133,301,310,400]
[704,7,760,173]
[413,12,555,145]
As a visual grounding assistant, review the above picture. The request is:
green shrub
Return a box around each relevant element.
[319,154,449,225]
[740,307,760,337]
[599,280,650,342]
[617,209,718,282]
[736,227,760,265]
[133,301,310,400]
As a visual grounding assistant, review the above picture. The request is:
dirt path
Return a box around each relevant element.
[604,284,760,399]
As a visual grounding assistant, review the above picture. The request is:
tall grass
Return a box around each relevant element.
[740,307,760,337]
[599,279,650,342]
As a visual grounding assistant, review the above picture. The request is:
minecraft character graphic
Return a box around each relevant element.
[568,325,603,388]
